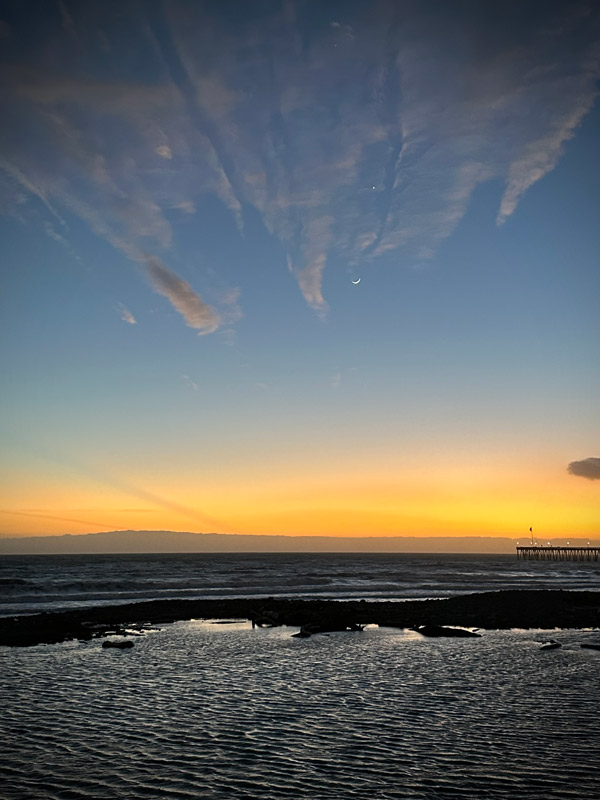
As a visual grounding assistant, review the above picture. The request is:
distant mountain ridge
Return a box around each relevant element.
[1,529,595,554]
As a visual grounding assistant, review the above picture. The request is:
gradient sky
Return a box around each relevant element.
[1,0,599,539]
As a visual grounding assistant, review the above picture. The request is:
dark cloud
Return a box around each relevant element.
[0,0,599,313]
[567,458,600,480]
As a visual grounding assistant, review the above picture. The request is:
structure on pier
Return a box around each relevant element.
[516,546,599,562]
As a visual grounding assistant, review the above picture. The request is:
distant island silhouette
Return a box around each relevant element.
[0,529,596,555]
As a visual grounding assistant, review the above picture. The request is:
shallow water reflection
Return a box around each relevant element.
[1,623,599,799]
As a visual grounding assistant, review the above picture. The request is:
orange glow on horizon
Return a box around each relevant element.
[1,459,598,539]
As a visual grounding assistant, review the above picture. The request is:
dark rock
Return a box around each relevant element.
[2,590,599,647]
[540,641,561,650]
[292,629,312,638]
[250,607,283,628]
[102,639,134,649]
[347,622,366,631]
[302,623,322,634]
[413,624,481,638]
[580,642,600,650]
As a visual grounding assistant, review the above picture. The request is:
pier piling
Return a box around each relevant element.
[516,546,599,562]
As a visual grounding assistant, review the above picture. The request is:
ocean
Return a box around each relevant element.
[1,553,599,799]
[1,552,599,617]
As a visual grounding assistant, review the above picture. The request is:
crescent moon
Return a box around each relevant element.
[351,277,361,284]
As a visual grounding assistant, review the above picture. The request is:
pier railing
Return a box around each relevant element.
[516,546,599,562]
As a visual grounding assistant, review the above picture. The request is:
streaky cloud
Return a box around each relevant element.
[0,1,598,314]
[182,374,198,392]
[0,157,66,226]
[6,435,229,530]
[497,91,598,225]
[0,508,114,528]
[219,286,243,324]
[142,254,221,334]
[567,457,600,481]
[164,0,600,308]
[117,303,137,325]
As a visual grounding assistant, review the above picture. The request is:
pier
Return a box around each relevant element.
[516,546,599,562]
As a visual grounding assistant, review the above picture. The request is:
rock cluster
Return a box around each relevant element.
[0,590,598,647]
[102,639,134,649]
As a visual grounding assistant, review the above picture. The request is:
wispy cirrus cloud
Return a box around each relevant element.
[218,287,243,325]
[6,435,229,530]
[162,0,600,309]
[182,374,198,392]
[142,255,221,334]
[497,89,598,225]
[0,1,598,316]
[117,303,137,325]
[0,507,114,528]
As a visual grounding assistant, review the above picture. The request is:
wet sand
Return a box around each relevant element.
[1,589,598,647]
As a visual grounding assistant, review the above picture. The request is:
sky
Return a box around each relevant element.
[0,0,599,541]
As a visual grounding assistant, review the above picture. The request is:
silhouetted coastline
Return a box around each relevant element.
[1,589,598,647]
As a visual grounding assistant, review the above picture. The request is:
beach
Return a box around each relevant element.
[2,554,599,798]
[2,614,600,799]
[2,0,599,795]
[1,589,600,647]
[2,553,599,646]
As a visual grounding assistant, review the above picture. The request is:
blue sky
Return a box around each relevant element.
[0,0,599,538]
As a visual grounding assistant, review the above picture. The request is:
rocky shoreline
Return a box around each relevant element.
[1,589,599,647]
